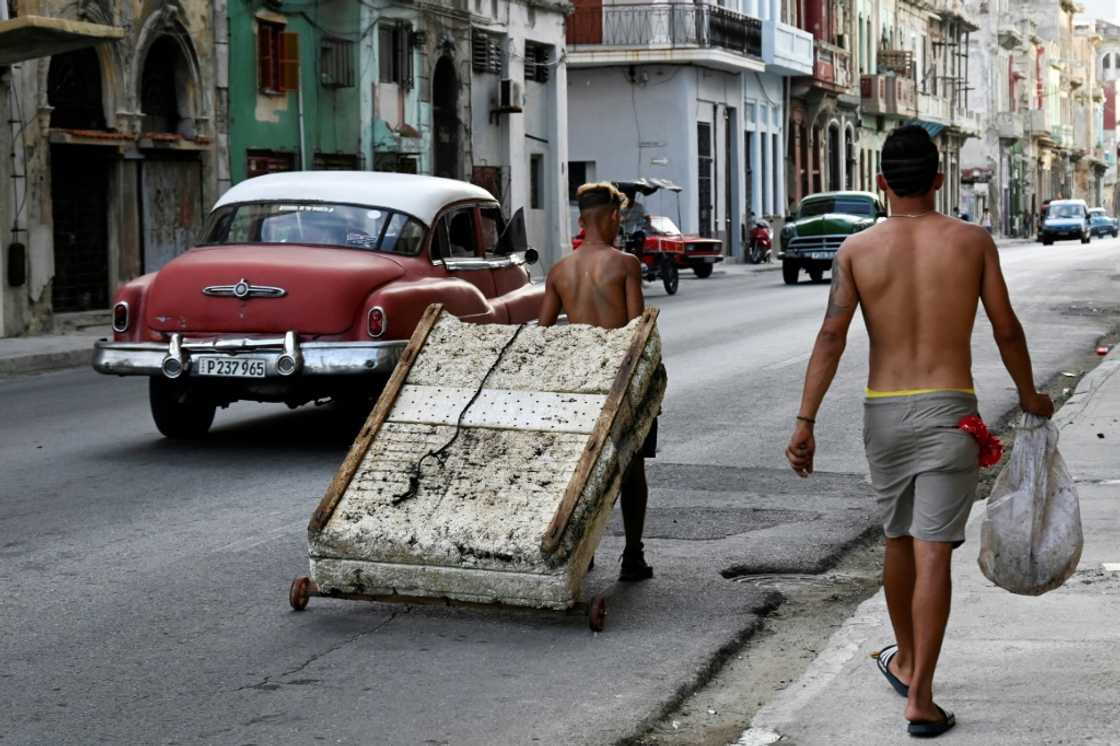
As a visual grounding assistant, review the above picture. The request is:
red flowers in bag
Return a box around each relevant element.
[958,414,1004,467]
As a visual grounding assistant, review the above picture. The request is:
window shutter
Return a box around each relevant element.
[258,24,275,91]
[280,31,300,92]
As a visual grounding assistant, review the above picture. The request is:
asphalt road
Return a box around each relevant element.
[2,237,1118,745]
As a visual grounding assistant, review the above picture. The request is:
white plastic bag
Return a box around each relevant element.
[978,414,1083,595]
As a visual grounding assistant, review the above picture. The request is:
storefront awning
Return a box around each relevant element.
[0,16,124,67]
[906,119,946,139]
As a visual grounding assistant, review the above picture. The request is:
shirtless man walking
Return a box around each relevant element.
[785,125,1053,737]
[538,182,654,582]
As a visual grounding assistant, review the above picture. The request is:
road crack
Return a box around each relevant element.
[235,609,406,692]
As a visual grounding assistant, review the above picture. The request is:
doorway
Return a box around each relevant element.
[828,124,841,191]
[141,156,204,273]
[50,146,110,312]
[432,56,459,179]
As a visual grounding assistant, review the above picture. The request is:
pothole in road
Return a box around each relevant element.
[729,572,871,597]
[608,507,817,541]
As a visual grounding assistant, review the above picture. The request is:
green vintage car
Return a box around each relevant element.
[779,191,886,285]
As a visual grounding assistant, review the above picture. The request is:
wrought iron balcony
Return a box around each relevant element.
[566,2,762,60]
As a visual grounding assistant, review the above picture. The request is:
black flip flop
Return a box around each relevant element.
[908,706,956,738]
[874,644,910,697]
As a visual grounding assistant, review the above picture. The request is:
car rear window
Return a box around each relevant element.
[201,202,426,255]
[799,198,875,218]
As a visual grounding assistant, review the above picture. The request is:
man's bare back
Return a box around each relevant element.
[841,214,993,391]
[538,241,644,329]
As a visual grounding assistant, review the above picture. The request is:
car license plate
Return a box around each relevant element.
[809,252,834,260]
[194,355,267,378]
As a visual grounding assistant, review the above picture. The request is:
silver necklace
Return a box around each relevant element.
[889,209,936,218]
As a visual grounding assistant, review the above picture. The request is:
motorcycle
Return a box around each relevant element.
[747,219,773,264]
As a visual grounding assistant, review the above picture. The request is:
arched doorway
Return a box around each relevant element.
[432,56,460,180]
[137,34,204,272]
[48,49,110,312]
[844,125,855,189]
[140,36,186,134]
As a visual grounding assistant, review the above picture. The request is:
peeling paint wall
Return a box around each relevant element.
[1,0,217,335]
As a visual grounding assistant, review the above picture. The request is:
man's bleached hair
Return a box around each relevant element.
[576,181,628,213]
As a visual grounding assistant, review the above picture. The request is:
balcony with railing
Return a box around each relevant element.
[812,40,851,91]
[1026,108,1050,136]
[861,74,915,117]
[566,2,763,71]
[762,18,813,76]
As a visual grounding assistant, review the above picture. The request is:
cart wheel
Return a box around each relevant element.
[588,595,607,632]
[289,576,312,611]
[661,259,679,295]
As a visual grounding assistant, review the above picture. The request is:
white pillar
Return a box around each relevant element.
[771,0,782,24]
[775,131,786,214]
[751,119,763,220]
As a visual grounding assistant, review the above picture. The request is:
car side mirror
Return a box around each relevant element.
[500,207,530,254]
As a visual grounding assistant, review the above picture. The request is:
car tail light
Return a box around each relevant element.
[112,301,130,332]
[367,307,386,338]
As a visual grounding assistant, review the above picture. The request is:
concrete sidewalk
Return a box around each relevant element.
[0,328,107,376]
[737,349,1120,745]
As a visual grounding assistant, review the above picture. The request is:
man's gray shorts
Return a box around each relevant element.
[863,391,981,547]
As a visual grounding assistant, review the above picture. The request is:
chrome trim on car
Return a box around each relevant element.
[367,306,387,339]
[112,301,130,333]
[93,334,404,378]
[161,333,185,379]
[202,278,287,299]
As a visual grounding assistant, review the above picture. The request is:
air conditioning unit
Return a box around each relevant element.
[498,78,523,112]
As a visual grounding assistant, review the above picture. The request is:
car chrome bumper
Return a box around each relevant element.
[92,333,406,378]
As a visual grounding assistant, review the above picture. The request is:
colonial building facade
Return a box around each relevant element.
[566,0,813,258]
[1,0,218,337]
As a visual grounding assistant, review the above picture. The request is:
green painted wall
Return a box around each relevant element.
[228,1,362,183]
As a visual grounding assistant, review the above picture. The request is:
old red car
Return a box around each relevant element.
[94,172,542,437]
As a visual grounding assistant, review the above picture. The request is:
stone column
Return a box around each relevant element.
[838,122,848,190]
[775,130,787,214]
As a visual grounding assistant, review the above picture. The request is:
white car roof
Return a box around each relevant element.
[213,171,498,226]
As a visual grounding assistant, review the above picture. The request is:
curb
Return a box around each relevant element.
[0,348,93,376]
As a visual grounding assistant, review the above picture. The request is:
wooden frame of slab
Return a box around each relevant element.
[540,307,660,553]
[308,303,444,533]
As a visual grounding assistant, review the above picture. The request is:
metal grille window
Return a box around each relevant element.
[697,122,713,237]
[258,21,299,94]
[524,41,551,83]
[472,29,503,74]
[320,36,355,88]
[379,23,413,88]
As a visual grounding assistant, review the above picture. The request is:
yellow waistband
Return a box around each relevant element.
[865,387,976,399]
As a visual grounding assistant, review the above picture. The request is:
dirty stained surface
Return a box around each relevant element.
[310,314,663,605]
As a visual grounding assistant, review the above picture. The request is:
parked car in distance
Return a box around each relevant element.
[778,191,886,285]
[644,215,724,278]
[93,172,543,438]
[1039,199,1091,245]
[1088,208,1118,238]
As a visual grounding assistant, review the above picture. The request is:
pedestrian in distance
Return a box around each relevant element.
[539,182,655,582]
[981,209,993,234]
[784,124,1054,738]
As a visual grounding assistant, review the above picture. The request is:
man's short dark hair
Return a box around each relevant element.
[881,125,940,197]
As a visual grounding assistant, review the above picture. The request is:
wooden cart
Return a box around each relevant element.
[289,304,666,631]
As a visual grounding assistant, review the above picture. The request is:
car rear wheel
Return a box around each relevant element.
[1042,238,1053,246]
[149,378,216,438]
[808,268,824,283]
[782,261,800,285]
[1082,234,1091,244]
[692,262,713,279]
